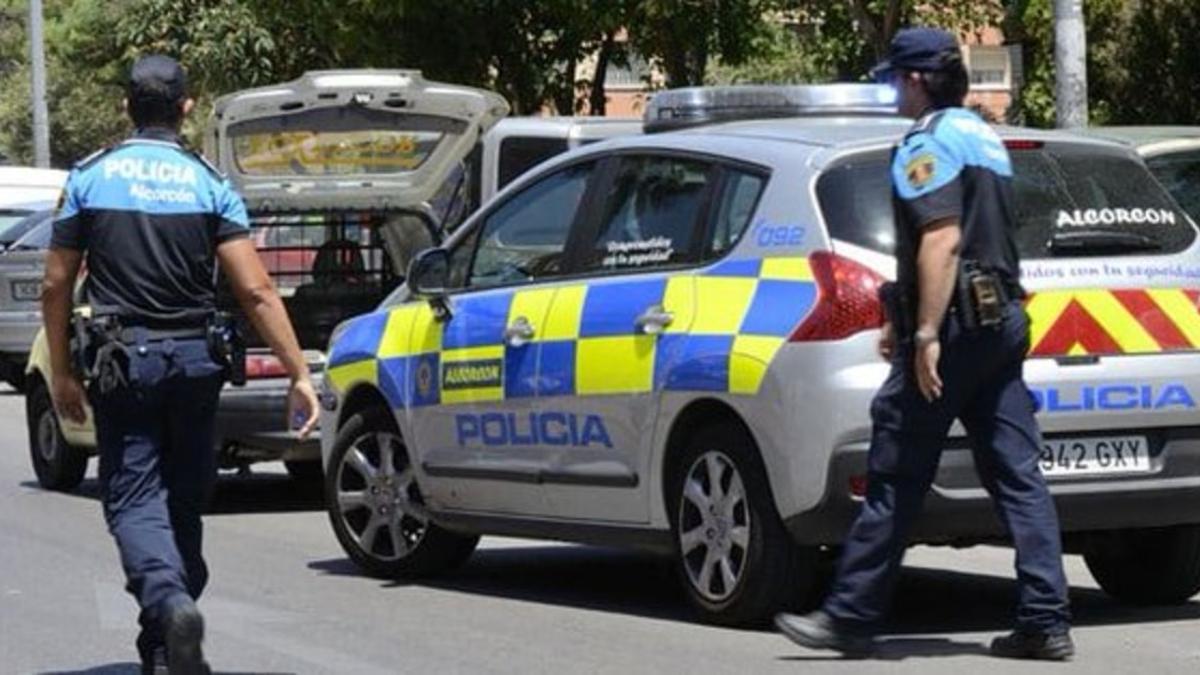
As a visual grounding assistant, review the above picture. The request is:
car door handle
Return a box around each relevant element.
[635,305,674,335]
[504,316,536,347]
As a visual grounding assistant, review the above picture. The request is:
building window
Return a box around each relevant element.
[966,45,1011,91]
[605,52,651,90]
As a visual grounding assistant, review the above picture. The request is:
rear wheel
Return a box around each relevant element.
[325,407,478,578]
[668,422,821,625]
[26,379,88,491]
[1084,525,1200,605]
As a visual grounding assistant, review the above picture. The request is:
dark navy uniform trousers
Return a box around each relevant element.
[92,337,224,648]
[824,302,1071,633]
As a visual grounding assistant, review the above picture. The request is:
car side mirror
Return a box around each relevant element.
[407,248,450,297]
[406,248,453,320]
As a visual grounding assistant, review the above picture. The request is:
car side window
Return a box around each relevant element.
[460,161,593,290]
[582,155,715,272]
[707,170,765,258]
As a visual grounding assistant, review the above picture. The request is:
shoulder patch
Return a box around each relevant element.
[74,145,116,171]
[904,152,937,189]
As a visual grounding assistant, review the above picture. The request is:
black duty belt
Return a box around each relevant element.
[115,326,208,344]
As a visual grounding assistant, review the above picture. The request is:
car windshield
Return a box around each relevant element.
[817,142,1196,259]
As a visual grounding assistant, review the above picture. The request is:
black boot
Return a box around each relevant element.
[139,645,168,675]
[990,629,1074,661]
[161,595,210,675]
[775,610,876,657]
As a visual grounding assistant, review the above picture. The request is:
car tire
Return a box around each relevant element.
[284,460,322,483]
[667,421,821,626]
[1084,525,1200,605]
[26,379,88,491]
[326,407,478,578]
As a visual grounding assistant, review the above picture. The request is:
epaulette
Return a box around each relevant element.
[903,110,947,142]
[74,145,117,171]
[183,147,227,181]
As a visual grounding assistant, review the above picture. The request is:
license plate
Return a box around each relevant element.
[10,280,40,301]
[1039,436,1151,478]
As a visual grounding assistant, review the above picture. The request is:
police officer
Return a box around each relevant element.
[42,55,319,674]
[774,28,1073,659]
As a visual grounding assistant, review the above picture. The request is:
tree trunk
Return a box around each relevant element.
[589,31,616,116]
[554,54,578,115]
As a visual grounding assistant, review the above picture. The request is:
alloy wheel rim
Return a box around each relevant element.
[677,450,750,603]
[36,409,58,463]
[335,431,428,561]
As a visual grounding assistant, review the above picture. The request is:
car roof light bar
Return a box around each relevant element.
[643,84,899,134]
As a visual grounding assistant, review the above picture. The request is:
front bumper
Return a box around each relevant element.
[785,426,1200,546]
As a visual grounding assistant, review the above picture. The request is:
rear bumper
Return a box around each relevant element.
[214,374,322,462]
[785,426,1200,546]
[0,309,41,354]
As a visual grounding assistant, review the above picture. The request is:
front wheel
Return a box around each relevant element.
[26,379,88,491]
[1084,525,1200,604]
[668,422,821,625]
[325,408,478,578]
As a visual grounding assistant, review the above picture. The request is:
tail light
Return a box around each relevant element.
[1004,139,1044,151]
[245,354,289,379]
[790,251,886,341]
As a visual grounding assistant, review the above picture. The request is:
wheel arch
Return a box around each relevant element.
[336,383,396,432]
[659,398,779,523]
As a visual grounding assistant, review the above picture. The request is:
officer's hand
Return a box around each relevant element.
[915,339,943,402]
[288,377,320,439]
[878,322,895,360]
[51,373,88,425]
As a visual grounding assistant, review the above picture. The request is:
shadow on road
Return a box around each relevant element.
[21,469,324,516]
[310,544,692,623]
[41,666,293,675]
[309,544,1200,642]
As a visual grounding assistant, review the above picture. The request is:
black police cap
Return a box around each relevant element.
[870,27,963,81]
[128,54,188,104]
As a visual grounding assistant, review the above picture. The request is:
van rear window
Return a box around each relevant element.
[227,108,463,177]
[817,143,1196,259]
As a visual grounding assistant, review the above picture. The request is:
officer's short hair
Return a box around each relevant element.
[128,96,183,129]
[919,54,970,109]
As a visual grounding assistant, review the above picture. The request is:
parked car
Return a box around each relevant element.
[25,70,507,491]
[1078,127,1200,222]
[0,167,65,250]
[0,210,54,390]
[321,84,1200,625]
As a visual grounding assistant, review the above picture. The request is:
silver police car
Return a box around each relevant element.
[321,84,1200,625]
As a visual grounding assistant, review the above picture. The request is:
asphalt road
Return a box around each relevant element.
[2,388,1200,674]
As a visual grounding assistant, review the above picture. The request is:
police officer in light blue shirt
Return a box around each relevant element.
[774,28,1073,660]
[43,55,320,674]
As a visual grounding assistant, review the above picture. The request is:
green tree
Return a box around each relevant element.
[706,21,831,84]
[795,0,1006,81]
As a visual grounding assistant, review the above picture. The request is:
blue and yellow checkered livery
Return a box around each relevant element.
[326,256,818,406]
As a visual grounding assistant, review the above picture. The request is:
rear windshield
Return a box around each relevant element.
[227,108,464,177]
[817,143,1196,259]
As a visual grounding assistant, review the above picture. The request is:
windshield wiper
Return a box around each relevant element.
[1048,230,1162,256]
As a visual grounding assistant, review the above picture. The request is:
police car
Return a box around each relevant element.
[321,84,1200,624]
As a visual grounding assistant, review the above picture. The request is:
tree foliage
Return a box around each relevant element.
[1008,0,1200,127]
